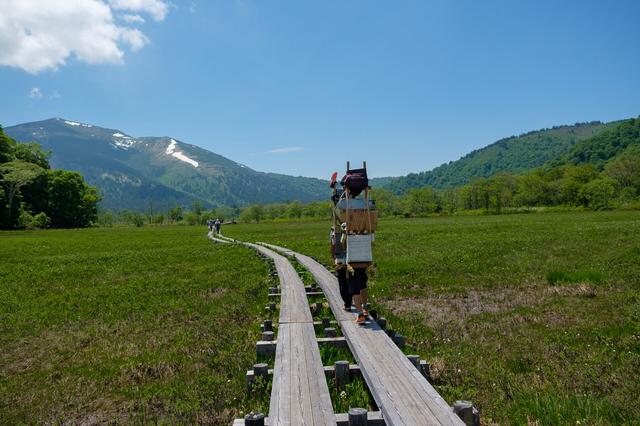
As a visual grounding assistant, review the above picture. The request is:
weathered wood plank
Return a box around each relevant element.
[261,243,465,426]
[269,322,335,426]
[246,243,312,324]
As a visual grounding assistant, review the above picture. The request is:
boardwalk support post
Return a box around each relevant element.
[453,400,480,426]
[393,333,406,349]
[419,360,432,382]
[348,407,367,426]
[322,317,331,329]
[247,363,269,393]
[324,327,337,337]
[335,360,350,389]
[263,319,273,332]
[407,355,420,368]
[244,412,265,426]
[267,302,276,311]
[376,317,387,330]
[262,331,274,341]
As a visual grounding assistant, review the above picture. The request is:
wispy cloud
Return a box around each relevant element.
[28,87,43,99]
[122,14,145,24]
[267,146,304,154]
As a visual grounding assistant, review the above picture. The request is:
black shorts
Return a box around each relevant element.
[348,268,368,295]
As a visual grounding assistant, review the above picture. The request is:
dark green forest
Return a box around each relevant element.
[386,120,615,193]
[0,126,100,229]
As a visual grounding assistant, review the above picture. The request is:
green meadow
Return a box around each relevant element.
[225,211,640,425]
[1,211,639,425]
[0,226,268,424]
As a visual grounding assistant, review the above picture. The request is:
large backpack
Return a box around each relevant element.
[340,168,369,197]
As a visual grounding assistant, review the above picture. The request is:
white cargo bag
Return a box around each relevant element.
[346,234,373,263]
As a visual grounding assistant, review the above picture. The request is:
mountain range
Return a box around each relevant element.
[5,118,328,210]
[5,116,637,210]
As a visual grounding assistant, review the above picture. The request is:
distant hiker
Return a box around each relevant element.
[330,226,352,311]
[214,218,221,235]
[207,219,213,231]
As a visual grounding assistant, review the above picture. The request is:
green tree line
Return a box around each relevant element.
[0,126,100,229]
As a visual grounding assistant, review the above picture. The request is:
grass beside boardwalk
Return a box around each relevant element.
[225,211,640,425]
[0,226,267,425]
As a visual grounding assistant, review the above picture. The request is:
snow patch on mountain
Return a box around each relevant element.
[63,120,93,128]
[112,132,137,150]
[165,139,199,168]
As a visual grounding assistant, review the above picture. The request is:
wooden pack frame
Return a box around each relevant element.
[332,161,375,268]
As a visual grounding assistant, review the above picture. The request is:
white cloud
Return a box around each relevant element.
[267,146,304,154]
[122,14,145,24]
[108,0,169,21]
[0,0,168,74]
[49,90,62,100]
[119,27,149,51]
[28,87,43,99]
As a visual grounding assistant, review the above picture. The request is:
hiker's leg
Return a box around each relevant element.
[353,292,362,311]
[337,268,352,309]
[360,288,368,307]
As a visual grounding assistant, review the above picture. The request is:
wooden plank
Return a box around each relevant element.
[246,243,312,324]
[227,242,334,425]
[269,322,335,426]
[262,243,464,426]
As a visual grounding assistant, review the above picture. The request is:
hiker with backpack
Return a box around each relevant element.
[330,162,376,324]
[214,218,221,235]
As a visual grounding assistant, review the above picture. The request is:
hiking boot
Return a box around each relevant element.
[344,305,352,312]
[356,313,366,325]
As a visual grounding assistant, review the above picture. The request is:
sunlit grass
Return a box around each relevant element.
[226,211,640,424]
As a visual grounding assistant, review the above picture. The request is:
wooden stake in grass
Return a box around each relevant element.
[453,400,480,426]
[244,412,265,426]
[348,407,367,426]
[335,360,350,389]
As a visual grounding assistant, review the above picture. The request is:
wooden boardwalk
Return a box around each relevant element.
[211,233,467,425]
[258,243,465,426]
[210,233,334,426]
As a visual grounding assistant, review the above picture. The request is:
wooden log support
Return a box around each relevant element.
[324,327,337,337]
[335,411,385,426]
[263,319,273,332]
[314,319,337,326]
[256,340,277,357]
[254,363,268,380]
[268,286,277,294]
[244,412,265,426]
[376,317,387,330]
[246,363,269,392]
[316,336,347,347]
[453,401,480,426]
[267,302,276,311]
[268,291,323,298]
[322,317,331,329]
[393,333,406,349]
[348,407,368,426]
[407,354,420,368]
[335,360,350,389]
[262,331,274,341]
[420,360,432,382]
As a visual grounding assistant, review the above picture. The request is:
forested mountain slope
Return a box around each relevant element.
[385,121,614,193]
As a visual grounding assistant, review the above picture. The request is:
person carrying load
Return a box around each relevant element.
[329,162,378,325]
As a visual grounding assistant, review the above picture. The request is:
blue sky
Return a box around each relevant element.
[1,0,639,178]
